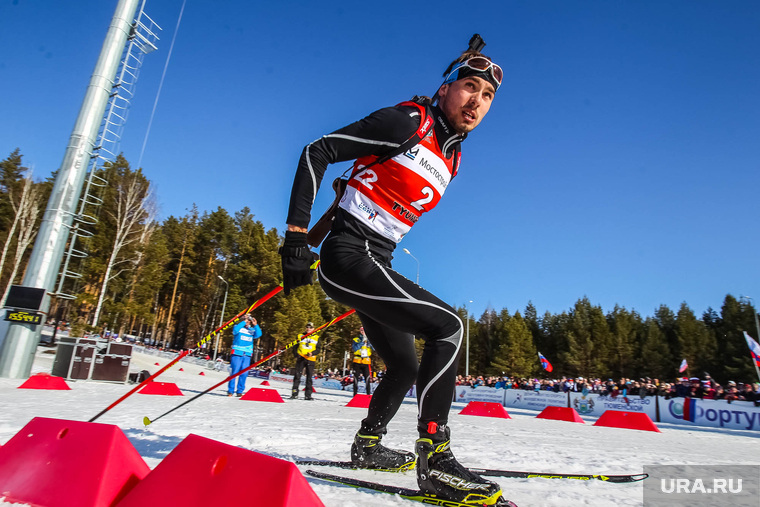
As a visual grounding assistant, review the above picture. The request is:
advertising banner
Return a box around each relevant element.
[454,386,506,405]
[269,372,293,384]
[659,397,760,431]
[568,392,657,419]
[503,390,568,411]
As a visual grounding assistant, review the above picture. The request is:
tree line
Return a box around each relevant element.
[2,149,758,383]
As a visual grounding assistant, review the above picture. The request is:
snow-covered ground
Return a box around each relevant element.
[1,346,758,506]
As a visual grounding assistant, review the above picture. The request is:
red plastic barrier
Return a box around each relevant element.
[0,417,149,507]
[459,401,511,419]
[536,406,585,423]
[346,393,372,408]
[593,410,660,432]
[260,380,271,386]
[116,434,324,507]
[18,372,71,390]
[138,381,184,396]
[240,388,284,403]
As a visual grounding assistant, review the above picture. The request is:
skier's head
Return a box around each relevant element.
[441,51,502,92]
[436,50,501,134]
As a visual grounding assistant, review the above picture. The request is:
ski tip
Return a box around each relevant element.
[142,416,152,426]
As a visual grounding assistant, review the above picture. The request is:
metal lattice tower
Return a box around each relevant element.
[55,3,161,302]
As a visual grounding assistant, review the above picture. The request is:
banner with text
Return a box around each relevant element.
[454,386,507,405]
[503,390,569,411]
[568,392,657,419]
[659,397,760,431]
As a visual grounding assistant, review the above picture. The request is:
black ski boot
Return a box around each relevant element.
[416,423,511,506]
[350,432,416,471]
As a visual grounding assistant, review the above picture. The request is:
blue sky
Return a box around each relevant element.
[2,0,759,321]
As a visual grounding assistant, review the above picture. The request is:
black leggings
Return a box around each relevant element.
[318,230,463,437]
[292,355,315,397]
[353,362,371,396]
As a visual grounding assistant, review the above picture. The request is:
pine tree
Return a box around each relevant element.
[639,317,671,379]
[490,311,537,377]
[675,302,714,377]
[607,305,640,378]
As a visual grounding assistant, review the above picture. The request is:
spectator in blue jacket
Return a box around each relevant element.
[228,314,262,396]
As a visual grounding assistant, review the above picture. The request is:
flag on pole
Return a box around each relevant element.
[678,358,688,373]
[538,352,553,372]
[743,331,760,357]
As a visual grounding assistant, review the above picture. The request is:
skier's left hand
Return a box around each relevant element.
[279,231,313,295]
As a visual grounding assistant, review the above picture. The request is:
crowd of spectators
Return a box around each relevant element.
[256,364,760,406]
[312,367,382,390]
[454,374,760,405]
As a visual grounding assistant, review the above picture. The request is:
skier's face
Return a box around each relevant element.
[437,76,494,134]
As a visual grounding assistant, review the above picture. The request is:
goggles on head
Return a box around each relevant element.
[442,56,503,91]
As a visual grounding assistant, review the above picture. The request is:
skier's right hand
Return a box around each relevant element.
[279,231,313,295]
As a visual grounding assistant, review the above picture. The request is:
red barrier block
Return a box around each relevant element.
[260,380,271,386]
[179,368,184,371]
[303,387,317,393]
[199,371,205,375]
[18,372,71,390]
[116,434,323,507]
[593,410,660,432]
[459,401,511,419]
[240,388,284,403]
[0,417,149,507]
[154,362,160,366]
[138,381,183,396]
[346,394,372,408]
[536,406,585,423]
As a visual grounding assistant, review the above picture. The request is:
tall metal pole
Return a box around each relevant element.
[465,310,470,376]
[0,0,142,378]
[465,300,473,377]
[214,276,228,362]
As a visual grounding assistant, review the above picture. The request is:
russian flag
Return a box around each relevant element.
[678,358,688,373]
[682,397,697,422]
[743,331,760,359]
[752,350,760,368]
[538,352,553,372]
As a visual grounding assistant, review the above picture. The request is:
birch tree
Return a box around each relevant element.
[0,175,42,303]
[91,158,152,326]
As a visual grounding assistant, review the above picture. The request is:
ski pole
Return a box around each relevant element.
[143,307,356,426]
[89,260,322,422]
[89,283,283,422]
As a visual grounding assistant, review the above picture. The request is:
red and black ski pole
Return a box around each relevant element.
[143,307,356,426]
[88,284,285,422]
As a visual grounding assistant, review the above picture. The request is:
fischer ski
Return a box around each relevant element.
[469,467,648,484]
[296,459,413,472]
[297,460,648,483]
[305,469,518,507]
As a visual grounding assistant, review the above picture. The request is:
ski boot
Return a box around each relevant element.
[350,432,416,471]
[416,423,512,506]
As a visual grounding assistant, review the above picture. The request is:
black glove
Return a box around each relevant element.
[279,231,313,295]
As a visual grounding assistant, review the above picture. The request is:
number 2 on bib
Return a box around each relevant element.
[354,168,378,190]
[410,187,434,211]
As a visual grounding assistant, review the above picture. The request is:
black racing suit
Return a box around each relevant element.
[287,103,466,438]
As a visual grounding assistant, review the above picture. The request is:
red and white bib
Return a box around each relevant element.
[339,125,458,243]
